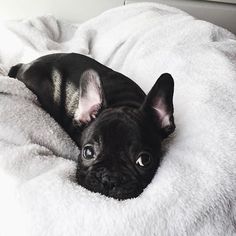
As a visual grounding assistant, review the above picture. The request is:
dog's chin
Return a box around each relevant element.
[81,181,143,200]
[105,188,142,200]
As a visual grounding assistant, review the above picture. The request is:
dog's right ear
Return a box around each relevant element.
[74,69,105,126]
[141,73,175,139]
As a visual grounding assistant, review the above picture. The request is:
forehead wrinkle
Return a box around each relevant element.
[103,117,140,142]
[101,108,145,130]
[82,107,156,149]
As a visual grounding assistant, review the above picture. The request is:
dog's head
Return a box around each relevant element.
[74,70,175,200]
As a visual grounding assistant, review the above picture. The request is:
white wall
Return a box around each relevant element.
[0,0,124,22]
[126,0,236,35]
[1,0,235,34]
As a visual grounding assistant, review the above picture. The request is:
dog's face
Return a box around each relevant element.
[74,71,175,200]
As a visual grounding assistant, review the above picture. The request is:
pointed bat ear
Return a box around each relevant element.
[141,73,175,139]
[74,69,105,126]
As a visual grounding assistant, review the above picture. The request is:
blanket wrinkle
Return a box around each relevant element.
[0,2,236,236]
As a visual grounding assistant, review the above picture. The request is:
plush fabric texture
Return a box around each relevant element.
[0,3,236,236]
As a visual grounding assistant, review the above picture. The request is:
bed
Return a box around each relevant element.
[0,2,236,236]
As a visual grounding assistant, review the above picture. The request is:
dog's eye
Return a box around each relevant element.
[136,152,152,167]
[82,144,96,160]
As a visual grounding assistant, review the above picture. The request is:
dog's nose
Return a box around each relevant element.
[101,174,120,190]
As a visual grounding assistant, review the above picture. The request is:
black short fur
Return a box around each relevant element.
[9,53,175,200]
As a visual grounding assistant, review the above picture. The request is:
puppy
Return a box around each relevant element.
[8,53,175,200]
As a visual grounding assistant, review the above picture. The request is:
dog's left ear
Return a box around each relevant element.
[74,69,104,126]
[141,73,175,139]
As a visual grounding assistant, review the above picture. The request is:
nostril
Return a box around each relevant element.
[101,175,110,189]
[102,180,109,190]
[101,175,109,184]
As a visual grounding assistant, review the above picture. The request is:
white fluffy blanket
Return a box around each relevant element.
[0,3,236,236]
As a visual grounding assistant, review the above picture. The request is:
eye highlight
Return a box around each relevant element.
[136,152,152,167]
[82,144,96,160]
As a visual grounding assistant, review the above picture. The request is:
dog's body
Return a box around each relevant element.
[9,53,175,199]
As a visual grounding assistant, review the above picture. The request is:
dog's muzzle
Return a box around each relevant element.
[79,167,142,199]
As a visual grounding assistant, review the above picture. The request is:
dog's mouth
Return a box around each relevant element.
[81,179,143,200]
[76,169,144,200]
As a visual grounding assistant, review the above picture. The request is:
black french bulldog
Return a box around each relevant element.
[8,53,175,200]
